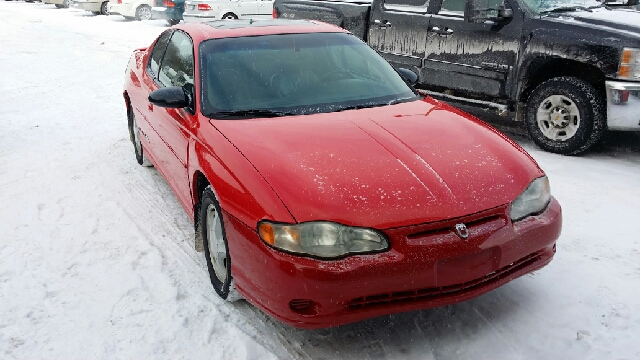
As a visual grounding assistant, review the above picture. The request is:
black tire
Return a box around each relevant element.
[54,3,63,7]
[167,18,180,26]
[198,186,241,301]
[135,4,151,20]
[128,109,153,167]
[100,1,108,15]
[524,76,605,155]
[221,12,238,19]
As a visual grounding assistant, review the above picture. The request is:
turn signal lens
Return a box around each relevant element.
[619,65,631,78]
[197,3,211,10]
[258,223,275,245]
[621,49,633,64]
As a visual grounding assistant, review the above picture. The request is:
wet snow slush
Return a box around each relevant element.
[1,2,640,359]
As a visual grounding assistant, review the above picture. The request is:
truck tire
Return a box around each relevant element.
[167,18,180,26]
[524,76,605,155]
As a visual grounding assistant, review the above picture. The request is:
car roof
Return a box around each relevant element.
[175,19,349,43]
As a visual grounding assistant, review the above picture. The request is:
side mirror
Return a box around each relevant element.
[148,86,189,108]
[397,68,419,86]
[464,0,513,24]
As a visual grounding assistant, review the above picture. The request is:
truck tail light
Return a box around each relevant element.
[197,3,211,10]
[272,6,278,18]
[116,0,122,4]
[163,0,175,7]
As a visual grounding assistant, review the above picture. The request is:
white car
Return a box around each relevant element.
[108,0,154,20]
[73,0,109,14]
[43,0,72,8]
[183,0,273,21]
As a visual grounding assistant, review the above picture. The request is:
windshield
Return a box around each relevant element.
[199,32,419,118]
[521,0,604,12]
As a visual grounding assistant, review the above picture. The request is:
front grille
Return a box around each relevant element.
[407,214,505,240]
[346,250,543,310]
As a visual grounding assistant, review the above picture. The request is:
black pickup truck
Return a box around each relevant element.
[273,0,640,154]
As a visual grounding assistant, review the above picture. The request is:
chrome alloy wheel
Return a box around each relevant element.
[206,204,228,284]
[138,6,152,20]
[536,94,580,141]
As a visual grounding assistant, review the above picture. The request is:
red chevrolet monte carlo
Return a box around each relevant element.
[123,19,562,329]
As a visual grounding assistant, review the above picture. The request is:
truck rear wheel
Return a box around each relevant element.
[524,76,605,155]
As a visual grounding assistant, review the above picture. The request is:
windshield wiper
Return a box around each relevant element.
[206,109,296,118]
[540,5,595,13]
[336,97,418,112]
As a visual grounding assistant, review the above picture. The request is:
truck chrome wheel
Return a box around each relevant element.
[536,94,580,141]
[206,203,228,284]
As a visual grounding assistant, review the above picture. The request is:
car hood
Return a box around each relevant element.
[211,98,543,229]
[548,8,640,36]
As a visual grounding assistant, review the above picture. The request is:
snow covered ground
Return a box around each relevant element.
[1,2,639,359]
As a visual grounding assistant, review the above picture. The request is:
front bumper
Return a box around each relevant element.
[605,80,640,130]
[226,199,562,329]
[108,2,135,17]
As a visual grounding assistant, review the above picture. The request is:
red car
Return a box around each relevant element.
[123,19,562,329]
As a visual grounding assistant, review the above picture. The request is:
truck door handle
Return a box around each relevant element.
[374,19,391,28]
[430,26,454,36]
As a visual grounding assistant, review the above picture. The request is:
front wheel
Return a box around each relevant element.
[135,5,152,20]
[199,186,241,302]
[524,76,605,155]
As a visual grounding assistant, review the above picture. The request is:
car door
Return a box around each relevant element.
[139,30,173,164]
[255,0,274,17]
[237,0,260,17]
[148,30,196,210]
[368,0,435,72]
[423,0,522,98]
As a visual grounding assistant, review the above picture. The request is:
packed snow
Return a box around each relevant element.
[1,2,640,359]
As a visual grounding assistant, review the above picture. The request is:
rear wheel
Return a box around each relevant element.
[100,1,108,15]
[135,4,152,20]
[524,76,605,155]
[128,110,153,167]
[221,12,237,19]
[167,18,180,26]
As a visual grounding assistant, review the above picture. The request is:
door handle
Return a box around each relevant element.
[374,19,392,28]
[430,26,454,36]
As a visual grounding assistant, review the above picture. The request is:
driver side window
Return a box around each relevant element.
[148,30,172,79]
[158,31,194,89]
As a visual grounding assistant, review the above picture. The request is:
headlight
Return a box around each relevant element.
[619,48,640,80]
[510,176,551,221]
[258,221,389,259]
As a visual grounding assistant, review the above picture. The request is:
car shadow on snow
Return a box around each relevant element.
[246,281,537,359]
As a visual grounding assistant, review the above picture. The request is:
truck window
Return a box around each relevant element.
[385,0,430,9]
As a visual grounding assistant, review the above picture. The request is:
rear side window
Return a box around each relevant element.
[440,0,466,12]
[158,31,194,88]
[148,30,172,78]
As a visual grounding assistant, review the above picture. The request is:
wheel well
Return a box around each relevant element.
[193,171,210,211]
[519,58,605,103]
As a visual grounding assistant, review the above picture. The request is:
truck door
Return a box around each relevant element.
[368,0,434,71]
[423,0,522,98]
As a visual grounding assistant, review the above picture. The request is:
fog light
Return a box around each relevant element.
[611,89,630,104]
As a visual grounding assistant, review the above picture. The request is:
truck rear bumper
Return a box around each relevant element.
[606,80,640,130]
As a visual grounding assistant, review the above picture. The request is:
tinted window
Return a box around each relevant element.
[199,33,419,117]
[440,0,466,12]
[148,30,172,79]
[385,0,429,6]
[158,31,194,88]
